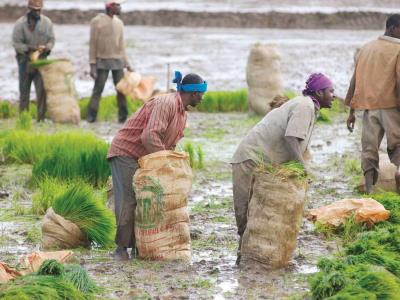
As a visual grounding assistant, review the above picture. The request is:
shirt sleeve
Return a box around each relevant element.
[89,18,97,65]
[285,103,314,140]
[12,21,29,54]
[141,98,173,153]
[45,20,55,51]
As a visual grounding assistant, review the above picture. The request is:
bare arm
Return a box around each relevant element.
[284,136,305,165]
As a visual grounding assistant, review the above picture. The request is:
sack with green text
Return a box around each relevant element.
[133,150,193,261]
[241,162,308,269]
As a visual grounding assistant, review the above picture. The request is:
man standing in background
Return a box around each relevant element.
[12,0,55,122]
[87,0,132,123]
[346,14,400,194]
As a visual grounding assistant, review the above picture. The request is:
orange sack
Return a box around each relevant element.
[307,198,390,227]
[0,263,21,284]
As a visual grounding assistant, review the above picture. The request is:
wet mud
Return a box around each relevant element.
[0,111,366,299]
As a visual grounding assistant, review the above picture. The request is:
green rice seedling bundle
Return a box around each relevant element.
[52,182,115,247]
[64,264,99,294]
[183,142,205,169]
[32,177,70,215]
[31,131,110,186]
[79,95,142,121]
[196,145,204,169]
[0,101,17,119]
[197,89,248,112]
[371,192,400,225]
[15,111,32,131]
[0,275,85,300]
[37,259,65,276]
[256,160,307,182]
[317,98,347,124]
[30,59,59,68]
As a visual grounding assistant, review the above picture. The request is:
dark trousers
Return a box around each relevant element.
[87,69,128,123]
[18,60,46,121]
[110,156,139,248]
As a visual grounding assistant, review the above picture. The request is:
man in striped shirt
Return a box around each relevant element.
[107,72,207,260]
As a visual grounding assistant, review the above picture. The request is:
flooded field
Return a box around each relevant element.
[0,23,379,101]
[0,109,364,299]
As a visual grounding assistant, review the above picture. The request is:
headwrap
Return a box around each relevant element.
[302,73,333,109]
[173,71,208,93]
[105,0,125,8]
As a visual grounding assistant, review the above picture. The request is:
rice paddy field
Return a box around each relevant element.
[1,6,400,298]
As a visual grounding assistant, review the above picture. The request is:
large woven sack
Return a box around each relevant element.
[246,44,283,115]
[39,59,80,124]
[241,170,307,269]
[358,154,397,192]
[117,72,156,102]
[307,198,390,227]
[134,150,193,261]
[41,207,88,250]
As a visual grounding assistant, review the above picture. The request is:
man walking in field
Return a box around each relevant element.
[231,73,335,264]
[345,14,400,194]
[12,0,55,121]
[107,71,207,260]
[87,0,132,123]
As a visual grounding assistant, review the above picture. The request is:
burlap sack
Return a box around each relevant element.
[358,154,397,193]
[307,198,390,227]
[19,250,73,275]
[134,150,193,261]
[246,44,283,115]
[117,72,156,102]
[0,263,21,283]
[241,170,307,269]
[41,207,88,250]
[39,59,80,124]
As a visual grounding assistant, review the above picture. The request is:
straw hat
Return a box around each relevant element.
[28,0,43,9]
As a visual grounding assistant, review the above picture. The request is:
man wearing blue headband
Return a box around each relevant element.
[107,71,206,260]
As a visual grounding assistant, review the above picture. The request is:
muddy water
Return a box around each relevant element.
[0,23,379,103]
[0,111,364,299]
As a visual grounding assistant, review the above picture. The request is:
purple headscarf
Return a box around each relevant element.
[302,73,333,109]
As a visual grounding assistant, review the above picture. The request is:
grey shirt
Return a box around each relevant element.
[232,96,317,164]
[12,15,55,61]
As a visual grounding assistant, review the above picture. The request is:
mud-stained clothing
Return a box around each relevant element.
[108,93,187,160]
[231,95,317,241]
[232,96,317,164]
[361,108,400,176]
[345,36,400,110]
[12,14,55,120]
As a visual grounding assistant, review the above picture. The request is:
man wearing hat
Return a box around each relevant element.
[107,71,207,260]
[12,0,55,121]
[231,73,335,264]
[87,0,132,123]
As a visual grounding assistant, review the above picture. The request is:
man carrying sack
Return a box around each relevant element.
[87,0,132,123]
[12,0,55,122]
[107,71,207,260]
[231,73,335,264]
[345,14,400,194]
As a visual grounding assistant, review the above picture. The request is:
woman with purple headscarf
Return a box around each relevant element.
[231,73,334,265]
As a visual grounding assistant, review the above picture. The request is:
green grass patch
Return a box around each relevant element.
[309,192,400,300]
[191,197,232,214]
[52,181,115,248]
[0,101,17,119]
[197,89,248,112]
[15,111,32,131]
[79,95,143,121]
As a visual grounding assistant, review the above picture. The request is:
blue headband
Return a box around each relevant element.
[173,71,208,93]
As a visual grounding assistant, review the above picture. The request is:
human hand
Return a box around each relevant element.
[347,113,356,133]
[37,45,47,53]
[90,64,97,80]
[126,65,133,72]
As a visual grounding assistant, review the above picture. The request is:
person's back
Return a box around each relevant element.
[232,95,316,165]
[350,37,400,110]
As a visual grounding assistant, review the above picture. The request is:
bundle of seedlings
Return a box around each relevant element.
[0,101,17,119]
[43,181,115,248]
[32,177,70,215]
[30,58,59,68]
[183,142,204,169]
[79,95,142,121]
[309,192,400,299]
[63,264,99,294]
[0,274,85,300]
[240,160,308,268]
[37,259,65,276]
[196,89,248,112]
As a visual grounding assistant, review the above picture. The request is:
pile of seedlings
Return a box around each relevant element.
[196,89,248,112]
[255,160,308,182]
[0,260,99,299]
[309,192,400,299]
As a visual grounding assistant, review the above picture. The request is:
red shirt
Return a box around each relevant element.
[107,93,187,160]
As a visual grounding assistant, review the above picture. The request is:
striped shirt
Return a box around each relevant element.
[107,93,187,160]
